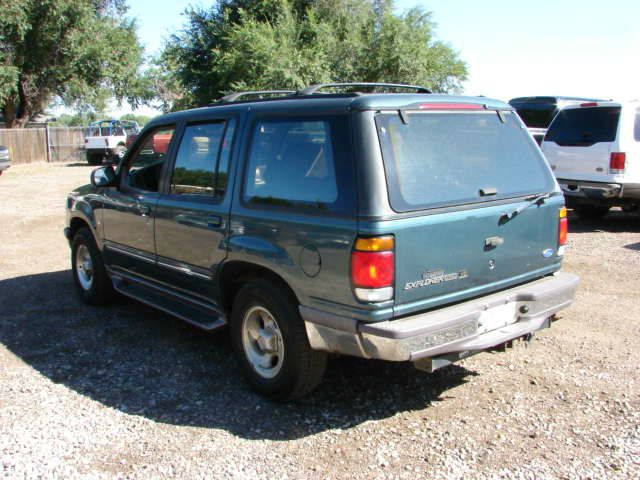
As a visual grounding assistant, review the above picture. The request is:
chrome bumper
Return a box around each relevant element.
[301,272,579,362]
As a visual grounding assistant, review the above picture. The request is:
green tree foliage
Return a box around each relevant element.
[157,0,467,109]
[120,113,152,126]
[0,0,146,127]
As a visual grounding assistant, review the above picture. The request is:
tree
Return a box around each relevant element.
[0,0,146,127]
[156,0,467,109]
[120,113,152,126]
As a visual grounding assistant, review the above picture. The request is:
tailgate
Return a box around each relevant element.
[543,141,614,182]
[543,106,621,182]
[390,199,563,315]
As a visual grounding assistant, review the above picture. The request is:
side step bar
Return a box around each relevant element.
[109,271,227,331]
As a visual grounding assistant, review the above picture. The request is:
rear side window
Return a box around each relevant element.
[635,109,640,142]
[243,117,353,212]
[376,111,554,212]
[545,107,620,146]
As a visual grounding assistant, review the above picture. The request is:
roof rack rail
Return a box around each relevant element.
[297,82,431,96]
[219,90,296,103]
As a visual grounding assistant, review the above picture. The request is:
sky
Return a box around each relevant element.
[111,0,639,117]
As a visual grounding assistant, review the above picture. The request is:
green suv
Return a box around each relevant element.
[65,83,579,400]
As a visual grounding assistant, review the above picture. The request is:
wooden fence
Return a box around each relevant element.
[0,126,86,164]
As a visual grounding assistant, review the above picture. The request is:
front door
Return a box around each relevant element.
[101,124,177,279]
[154,119,237,302]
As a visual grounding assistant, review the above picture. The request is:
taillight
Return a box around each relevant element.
[609,152,625,174]
[351,236,394,302]
[558,207,568,251]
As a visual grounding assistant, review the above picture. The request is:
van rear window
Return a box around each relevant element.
[545,107,620,147]
[376,111,554,212]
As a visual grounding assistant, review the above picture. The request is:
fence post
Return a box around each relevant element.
[44,123,52,163]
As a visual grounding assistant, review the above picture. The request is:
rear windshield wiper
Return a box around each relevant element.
[499,192,554,224]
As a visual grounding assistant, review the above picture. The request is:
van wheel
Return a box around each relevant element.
[230,279,327,400]
[71,227,114,305]
[574,205,609,219]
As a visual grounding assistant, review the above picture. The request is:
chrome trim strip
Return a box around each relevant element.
[156,260,213,281]
[103,243,155,264]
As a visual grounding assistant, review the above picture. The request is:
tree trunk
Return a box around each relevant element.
[2,78,35,128]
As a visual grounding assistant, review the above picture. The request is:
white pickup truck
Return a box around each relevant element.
[542,100,640,218]
[85,120,139,165]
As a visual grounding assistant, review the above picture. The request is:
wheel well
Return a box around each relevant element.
[219,261,299,315]
[69,217,91,239]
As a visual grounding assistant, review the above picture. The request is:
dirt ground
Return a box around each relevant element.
[1,162,638,479]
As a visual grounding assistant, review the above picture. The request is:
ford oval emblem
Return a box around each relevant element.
[542,248,554,258]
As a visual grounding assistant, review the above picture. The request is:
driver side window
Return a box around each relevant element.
[124,126,175,192]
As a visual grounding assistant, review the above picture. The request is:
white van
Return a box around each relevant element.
[542,100,640,218]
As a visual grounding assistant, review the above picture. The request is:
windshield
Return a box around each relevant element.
[376,111,554,212]
[545,107,620,147]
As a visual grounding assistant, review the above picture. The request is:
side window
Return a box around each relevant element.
[124,126,175,192]
[171,122,225,195]
[635,109,640,142]
[244,120,338,208]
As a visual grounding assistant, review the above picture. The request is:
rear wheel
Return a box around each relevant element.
[71,227,114,305]
[230,279,327,400]
[86,152,103,166]
[112,145,126,163]
[574,205,609,220]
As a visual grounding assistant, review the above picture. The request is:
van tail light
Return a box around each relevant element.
[351,236,394,302]
[558,207,568,254]
[609,152,625,174]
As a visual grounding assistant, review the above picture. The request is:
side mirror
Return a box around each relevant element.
[90,165,116,188]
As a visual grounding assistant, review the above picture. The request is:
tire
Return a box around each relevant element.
[230,279,327,400]
[86,152,103,166]
[71,227,114,305]
[112,145,126,164]
[574,205,610,220]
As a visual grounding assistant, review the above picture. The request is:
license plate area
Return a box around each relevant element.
[477,302,518,333]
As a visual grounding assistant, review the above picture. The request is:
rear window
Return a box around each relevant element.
[545,107,620,147]
[376,111,554,212]
[509,98,558,128]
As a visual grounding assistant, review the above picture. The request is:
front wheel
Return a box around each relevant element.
[71,227,114,305]
[230,279,327,400]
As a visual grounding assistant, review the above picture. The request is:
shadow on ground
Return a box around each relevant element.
[0,270,476,440]
[567,209,640,234]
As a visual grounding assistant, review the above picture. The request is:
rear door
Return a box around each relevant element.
[153,119,237,300]
[374,109,562,315]
[542,105,621,182]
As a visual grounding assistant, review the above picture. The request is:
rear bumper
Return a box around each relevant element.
[300,272,579,362]
[558,179,640,201]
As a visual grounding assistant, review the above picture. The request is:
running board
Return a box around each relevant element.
[110,272,227,331]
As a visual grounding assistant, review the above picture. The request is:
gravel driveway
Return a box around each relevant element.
[1,162,638,479]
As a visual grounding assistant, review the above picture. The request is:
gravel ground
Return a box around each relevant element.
[1,162,639,479]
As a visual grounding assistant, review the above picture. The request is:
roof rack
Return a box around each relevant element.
[297,82,431,96]
[219,90,296,102]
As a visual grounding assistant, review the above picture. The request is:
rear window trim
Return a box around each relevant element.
[375,110,555,213]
